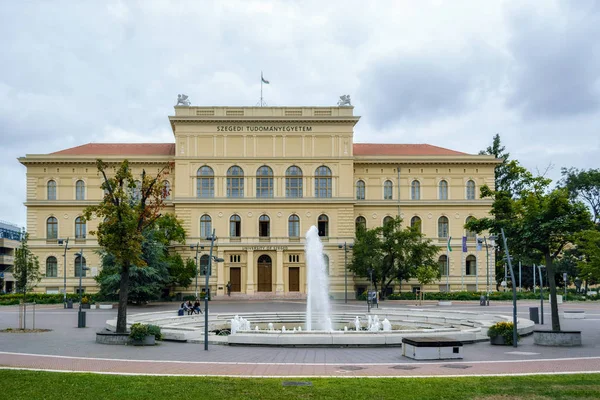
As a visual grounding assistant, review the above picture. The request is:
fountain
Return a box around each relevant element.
[305,226,332,331]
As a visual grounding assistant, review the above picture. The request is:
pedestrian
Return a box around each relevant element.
[226,281,232,297]
[193,299,202,314]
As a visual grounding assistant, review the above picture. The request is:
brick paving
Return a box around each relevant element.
[1,300,600,377]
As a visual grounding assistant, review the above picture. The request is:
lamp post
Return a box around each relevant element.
[481,235,497,306]
[190,242,201,298]
[74,249,89,328]
[537,264,545,325]
[500,228,518,348]
[367,267,373,313]
[203,229,224,351]
[58,238,69,308]
[338,242,353,304]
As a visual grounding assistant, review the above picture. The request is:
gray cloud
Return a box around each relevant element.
[504,1,600,117]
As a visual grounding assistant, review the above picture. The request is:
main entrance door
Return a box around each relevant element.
[257,254,272,292]
[289,267,300,292]
[230,267,241,292]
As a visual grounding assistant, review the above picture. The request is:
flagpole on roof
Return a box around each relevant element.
[259,71,269,107]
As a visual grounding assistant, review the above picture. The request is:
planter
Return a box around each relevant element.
[533,330,581,347]
[81,303,91,309]
[131,335,156,346]
[90,304,97,310]
[490,335,508,345]
[96,331,130,345]
[438,301,452,306]
[99,304,113,310]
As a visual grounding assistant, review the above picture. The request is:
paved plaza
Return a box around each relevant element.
[1,300,600,377]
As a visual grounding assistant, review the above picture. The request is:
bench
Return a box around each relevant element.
[563,310,585,319]
[402,336,463,360]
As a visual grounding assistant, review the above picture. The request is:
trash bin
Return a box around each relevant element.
[67,299,73,309]
[529,307,539,324]
[480,295,486,306]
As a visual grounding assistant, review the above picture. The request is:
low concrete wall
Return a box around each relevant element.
[533,330,582,347]
[96,331,130,345]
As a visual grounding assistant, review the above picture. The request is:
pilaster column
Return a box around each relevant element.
[276,249,284,294]
[246,250,255,294]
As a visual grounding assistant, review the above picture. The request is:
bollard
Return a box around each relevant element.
[529,307,539,324]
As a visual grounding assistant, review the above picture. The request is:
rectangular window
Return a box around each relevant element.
[197,178,214,197]
[227,177,244,198]
[286,177,303,198]
[315,178,332,198]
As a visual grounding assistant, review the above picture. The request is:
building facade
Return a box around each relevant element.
[0,221,22,293]
[19,106,498,298]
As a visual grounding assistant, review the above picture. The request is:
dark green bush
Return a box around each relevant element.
[147,324,162,340]
[129,323,149,341]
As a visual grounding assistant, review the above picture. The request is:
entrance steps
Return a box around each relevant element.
[214,292,307,301]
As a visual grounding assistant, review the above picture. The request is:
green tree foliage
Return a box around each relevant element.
[415,264,441,304]
[349,217,440,299]
[12,233,41,302]
[575,229,600,283]
[83,160,174,333]
[167,254,197,293]
[561,168,600,224]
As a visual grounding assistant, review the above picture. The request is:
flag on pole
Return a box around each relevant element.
[476,235,483,251]
[447,236,452,252]
[462,236,468,253]
[261,72,270,84]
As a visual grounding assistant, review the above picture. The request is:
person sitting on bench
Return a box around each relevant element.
[193,299,202,314]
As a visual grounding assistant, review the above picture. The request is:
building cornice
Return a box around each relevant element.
[18,156,174,166]
[353,155,500,165]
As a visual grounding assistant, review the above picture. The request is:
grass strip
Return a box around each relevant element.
[2,370,599,400]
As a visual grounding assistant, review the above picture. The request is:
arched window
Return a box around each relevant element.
[438,255,448,276]
[317,214,329,237]
[162,181,171,200]
[200,214,212,238]
[229,215,241,237]
[197,166,214,198]
[466,255,477,276]
[256,166,274,198]
[75,180,85,200]
[466,180,476,200]
[288,214,300,237]
[132,180,142,202]
[356,180,365,200]
[46,217,58,239]
[315,166,332,198]
[355,216,366,232]
[439,180,448,200]
[410,216,422,233]
[227,166,244,198]
[285,166,303,198]
[438,216,449,238]
[47,180,57,200]
[74,255,86,277]
[465,216,476,241]
[323,254,330,275]
[411,180,420,200]
[200,254,210,275]
[384,180,393,200]
[46,256,57,277]
[259,215,270,237]
[383,216,394,227]
[75,217,86,239]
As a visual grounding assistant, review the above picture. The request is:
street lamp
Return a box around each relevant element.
[367,267,373,313]
[500,228,518,348]
[190,242,203,298]
[203,229,224,351]
[58,238,69,308]
[74,249,90,328]
[338,242,354,304]
[477,235,497,306]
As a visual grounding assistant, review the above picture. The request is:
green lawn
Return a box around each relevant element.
[3,370,599,399]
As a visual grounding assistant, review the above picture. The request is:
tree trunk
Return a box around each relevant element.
[545,252,561,332]
[116,264,130,333]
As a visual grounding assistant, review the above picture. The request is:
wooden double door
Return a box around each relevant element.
[257,254,272,292]
[229,267,241,292]
[289,267,300,292]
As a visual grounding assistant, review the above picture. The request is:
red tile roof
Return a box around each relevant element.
[51,143,175,156]
[353,143,468,156]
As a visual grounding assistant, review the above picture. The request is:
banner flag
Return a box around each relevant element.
[462,236,468,252]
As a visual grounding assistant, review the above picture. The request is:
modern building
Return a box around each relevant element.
[19,105,498,298]
[0,221,22,293]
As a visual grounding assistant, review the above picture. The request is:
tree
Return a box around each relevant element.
[349,217,440,299]
[561,168,600,224]
[83,159,173,333]
[415,264,441,304]
[575,229,600,285]
[13,233,41,304]
[168,255,197,294]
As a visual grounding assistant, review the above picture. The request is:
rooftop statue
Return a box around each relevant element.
[176,94,191,106]
[337,94,351,107]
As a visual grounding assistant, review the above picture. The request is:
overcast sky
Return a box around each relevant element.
[1,0,599,228]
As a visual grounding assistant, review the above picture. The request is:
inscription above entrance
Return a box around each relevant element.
[216,126,313,132]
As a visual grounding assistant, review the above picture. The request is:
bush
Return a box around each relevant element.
[129,323,150,341]
[147,324,162,340]
[487,321,519,345]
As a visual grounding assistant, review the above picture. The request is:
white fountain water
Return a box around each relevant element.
[305,225,332,331]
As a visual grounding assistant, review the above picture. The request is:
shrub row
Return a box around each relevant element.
[377,291,599,301]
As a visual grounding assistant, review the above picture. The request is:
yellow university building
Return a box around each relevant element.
[19,105,498,298]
